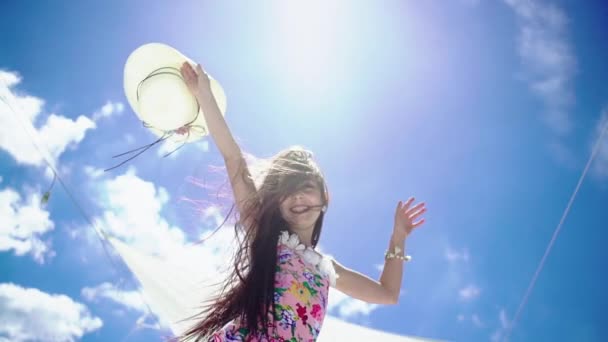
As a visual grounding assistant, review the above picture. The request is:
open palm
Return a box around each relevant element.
[393,197,426,240]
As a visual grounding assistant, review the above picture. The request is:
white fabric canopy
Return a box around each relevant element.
[108,237,441,341]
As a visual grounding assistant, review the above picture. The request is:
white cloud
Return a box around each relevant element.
[458,284,481,301]
[591,109,608,181]
[124,133,136,145]
[39,114,95,154]
[83,165,105,179]
[199,140,209,152]
[92,101,124,121]
[327,288,379,320]
[471,314,483,327]
[0,69,95,167]
[445,247,470,263]
[91,167,187,257]
[490,308,510,342]
[456,313,483,327]
[200,204,229,229]
[503,0,576,135]
[499,309,509,329]
[0,187,55,263]
[157,138,209,159]
[157,139,186,159]
[81,282,147,313]
[0,283,103,342]
[78,168,240,330]
[88,166,240,267]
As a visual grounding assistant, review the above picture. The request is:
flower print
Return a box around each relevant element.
[302,270,315,284]
[320,290,327,309]
[207,334,222,342]
[278,307,296,331]
[278,248,293,264]
[288,280,311,303]
[295,303,309,325]
[313,273,324,287]
[275,287,287,296]
[303,281,318,297]
[224,325,245,341]
[311,320,321,338]
[310,304,322,320]
[274,303,287,320]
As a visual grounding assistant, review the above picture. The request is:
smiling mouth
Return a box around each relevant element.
[290,206,309,214]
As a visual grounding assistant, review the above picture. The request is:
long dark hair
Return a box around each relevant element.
[178,146,329,341]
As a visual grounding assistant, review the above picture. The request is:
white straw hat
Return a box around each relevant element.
[123,43,227,142]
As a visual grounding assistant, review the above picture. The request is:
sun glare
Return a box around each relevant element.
[272,1,345,94]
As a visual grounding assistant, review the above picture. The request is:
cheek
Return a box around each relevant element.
[279,200,293,218]
[310,192,323,204]
[279,202,288,215]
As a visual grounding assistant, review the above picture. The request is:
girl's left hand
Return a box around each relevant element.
[393,198,426,241]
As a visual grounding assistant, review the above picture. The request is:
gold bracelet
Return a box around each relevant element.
[384,245,412,262]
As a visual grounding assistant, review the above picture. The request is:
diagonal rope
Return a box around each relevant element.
[503,117,608,341]
[0,84,162,340]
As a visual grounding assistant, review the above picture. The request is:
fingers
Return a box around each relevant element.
[401,197,415,210]
[409,206,427,221]
[180,62,194,80]
[406,202,426,215]
[180,61,191,73]
[394,197,427,237]
[397,197,427,226]
[181,62,210,85]
[412,218,425,228]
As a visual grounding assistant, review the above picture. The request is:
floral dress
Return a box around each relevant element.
[208,231,338,341]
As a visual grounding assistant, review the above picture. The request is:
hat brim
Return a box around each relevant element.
[123,43,227,142]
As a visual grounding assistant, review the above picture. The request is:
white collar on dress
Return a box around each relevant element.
[278,230,339,287]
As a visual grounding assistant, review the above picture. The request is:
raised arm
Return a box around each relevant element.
[332,198,426,304]
[181,62,258,230]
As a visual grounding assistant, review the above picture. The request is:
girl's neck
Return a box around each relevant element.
[289,226,315,247]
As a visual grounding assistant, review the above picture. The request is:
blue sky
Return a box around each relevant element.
[1,0,607,341]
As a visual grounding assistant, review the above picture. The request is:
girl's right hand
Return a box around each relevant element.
[180,62,213,101]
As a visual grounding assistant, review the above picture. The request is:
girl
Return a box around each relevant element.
[178,62,426,341]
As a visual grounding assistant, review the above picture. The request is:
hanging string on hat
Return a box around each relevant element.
[104,67,208,172]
